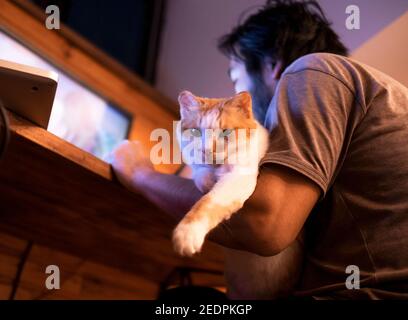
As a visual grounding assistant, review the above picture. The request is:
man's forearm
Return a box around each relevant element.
[128,168,282,254]
[131,169,276,255]
[129,169,255,252]
[132,170,203,221]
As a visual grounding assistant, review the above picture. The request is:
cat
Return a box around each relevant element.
[172,90,304,299]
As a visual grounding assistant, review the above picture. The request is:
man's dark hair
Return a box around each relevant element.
[218,0,348,75]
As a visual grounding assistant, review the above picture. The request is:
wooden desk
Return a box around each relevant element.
[0,112,224,288]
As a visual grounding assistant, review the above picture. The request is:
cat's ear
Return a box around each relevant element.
[225,91,253,118]
[178,91,200,117]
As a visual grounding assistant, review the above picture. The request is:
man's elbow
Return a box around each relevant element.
[247,217,299,257]
[251,236,292,257]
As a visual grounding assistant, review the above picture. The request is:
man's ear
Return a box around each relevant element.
[272,60,284,79]
[178,90,200,118]
[225,91,253,118]
[263,59,284,82]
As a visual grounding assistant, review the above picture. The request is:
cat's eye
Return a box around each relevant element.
[188,128,202,137]
[219,129,233,137]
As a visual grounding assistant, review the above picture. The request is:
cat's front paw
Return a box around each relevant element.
[172,220,208,257]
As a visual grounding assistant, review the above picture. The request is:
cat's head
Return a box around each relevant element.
[178,90,257,165]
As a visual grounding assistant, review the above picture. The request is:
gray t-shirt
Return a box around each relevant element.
[261,53,408,299]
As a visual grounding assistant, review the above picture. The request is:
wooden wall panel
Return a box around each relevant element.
[0,112,225,299]
[15,245,159,300]
[0,232,225,300]
[0,1,225,300]
[0,233,28,299]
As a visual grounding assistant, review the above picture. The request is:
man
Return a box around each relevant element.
[109,0,408,299]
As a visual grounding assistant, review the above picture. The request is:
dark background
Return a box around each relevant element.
[31,0,165,84]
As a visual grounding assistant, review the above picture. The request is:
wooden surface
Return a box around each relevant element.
[0,0,225,299]
[0,0,181,175]
[0,112,225,296]
[0,232,159,299]
[0,233,27,299]
[0,231,225,299]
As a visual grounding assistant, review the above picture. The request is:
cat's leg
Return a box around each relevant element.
[173,171,257,256]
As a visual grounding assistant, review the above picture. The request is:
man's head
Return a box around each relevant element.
[218,0,348,122]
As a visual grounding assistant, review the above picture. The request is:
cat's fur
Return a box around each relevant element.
[173,90,303,299]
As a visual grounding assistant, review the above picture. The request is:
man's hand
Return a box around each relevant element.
[106,140,154,193]
[106,139,202,220]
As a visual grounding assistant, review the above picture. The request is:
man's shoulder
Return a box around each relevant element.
[283,52,408,89]
[283,52,351,76]
[282,52,408,101]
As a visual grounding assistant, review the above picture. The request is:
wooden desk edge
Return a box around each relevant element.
[7,110,112,180]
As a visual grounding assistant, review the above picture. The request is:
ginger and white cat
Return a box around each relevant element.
[172,90,303,299]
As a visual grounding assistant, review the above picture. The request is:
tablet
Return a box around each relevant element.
[0,59,58,129]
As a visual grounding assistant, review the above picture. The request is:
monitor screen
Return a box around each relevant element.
[0,31,131,160]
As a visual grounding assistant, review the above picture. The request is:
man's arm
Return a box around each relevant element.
[208,164,320,256]
[132,169,202,220]
[109,140,320,256]
[107,140,203,220]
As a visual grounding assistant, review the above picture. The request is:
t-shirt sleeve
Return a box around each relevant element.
[260,69,359,196]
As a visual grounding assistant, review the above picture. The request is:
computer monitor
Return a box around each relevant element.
[0,58,58,129]
[0,31,132,160]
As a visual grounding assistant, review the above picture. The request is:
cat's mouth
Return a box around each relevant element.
[199,150,230,165]
[182,147,249,165]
